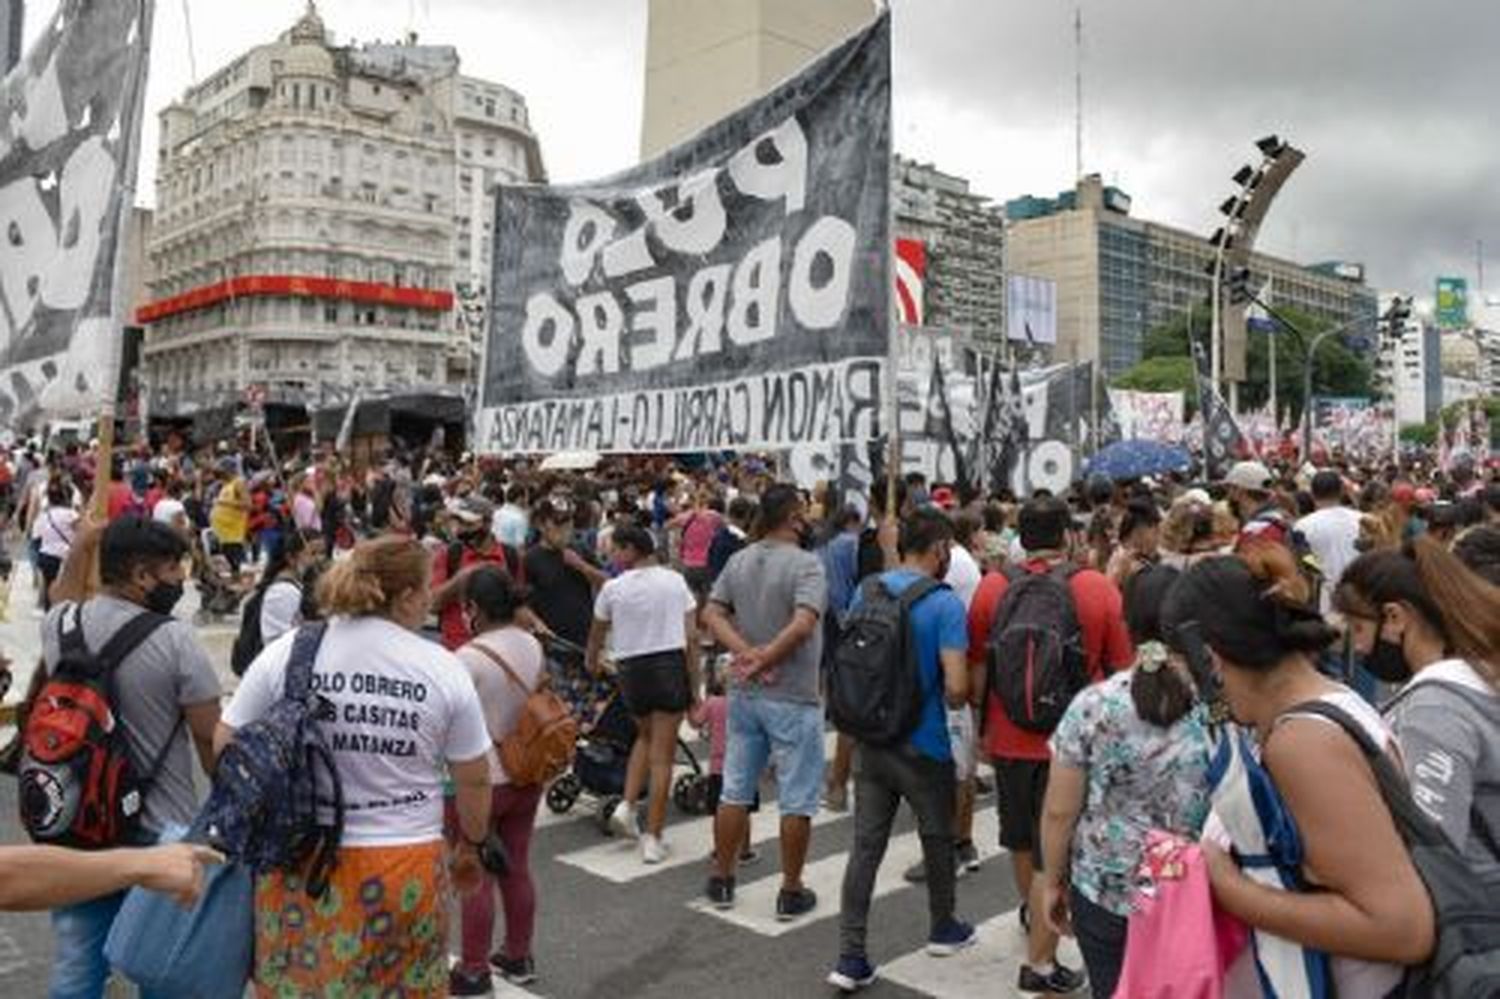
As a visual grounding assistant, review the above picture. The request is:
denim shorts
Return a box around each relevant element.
[721,694,826,817]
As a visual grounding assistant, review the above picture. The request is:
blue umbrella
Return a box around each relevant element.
[1084,439,1191,481]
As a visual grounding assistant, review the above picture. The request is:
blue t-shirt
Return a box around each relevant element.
[820,530,860,617]
[855,569,968,762]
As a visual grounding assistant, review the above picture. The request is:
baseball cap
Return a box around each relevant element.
[452,495,495,525]
[1224,461,1273,492]
[1390,481,1416,507]
[931,486,956,510]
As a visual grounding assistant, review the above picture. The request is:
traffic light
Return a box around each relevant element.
[1224,267,1252,306]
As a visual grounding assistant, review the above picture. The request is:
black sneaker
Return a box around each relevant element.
[1017,962,1087,994]
[706,875,736,910]
[490,953,536,986]
[775,885,818,922]
[448,966,494,997]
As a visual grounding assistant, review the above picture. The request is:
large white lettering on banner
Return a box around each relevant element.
[477,14,891,454]
[0,1,154,426]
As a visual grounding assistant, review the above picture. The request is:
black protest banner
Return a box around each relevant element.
[0,0,155,427]
[1192,337,1244,479]
[477,13,891,454]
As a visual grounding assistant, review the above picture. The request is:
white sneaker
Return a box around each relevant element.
[641,833,668,864]
[609,802,638,840]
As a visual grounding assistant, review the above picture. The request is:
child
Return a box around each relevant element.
[690,658,758,864]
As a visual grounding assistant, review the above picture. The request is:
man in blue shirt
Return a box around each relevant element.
[828,508,975,993]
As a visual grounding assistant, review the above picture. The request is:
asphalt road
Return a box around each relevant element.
[0,559,1083,998]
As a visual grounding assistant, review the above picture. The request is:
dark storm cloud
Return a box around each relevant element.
[890,0,1500,296]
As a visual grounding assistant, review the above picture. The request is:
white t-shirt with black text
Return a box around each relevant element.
[223,616,491,847]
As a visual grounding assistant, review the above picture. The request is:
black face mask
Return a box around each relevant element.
[144,580,185,615]
[1363,636,1412,684]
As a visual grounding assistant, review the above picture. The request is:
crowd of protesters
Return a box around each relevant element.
[0,426,1496,997]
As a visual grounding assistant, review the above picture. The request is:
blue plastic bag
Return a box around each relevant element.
[104,822,253,998]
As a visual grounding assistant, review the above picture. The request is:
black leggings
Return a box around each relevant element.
[1070,887,1128,999]
[35,553,62,610]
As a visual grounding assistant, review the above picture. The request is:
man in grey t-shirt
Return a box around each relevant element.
[704,484,826,920]
[41,516,222,999]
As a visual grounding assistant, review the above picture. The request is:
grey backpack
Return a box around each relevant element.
[1294,700,1500,999]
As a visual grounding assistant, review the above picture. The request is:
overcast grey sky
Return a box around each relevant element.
[26,0,1500,303]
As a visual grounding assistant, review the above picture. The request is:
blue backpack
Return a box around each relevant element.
[199,622,343,896]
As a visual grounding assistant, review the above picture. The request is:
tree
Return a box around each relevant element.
[1113,304,1375,426]
[1111,357,1197,412]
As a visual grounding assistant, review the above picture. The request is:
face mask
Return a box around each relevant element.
[1363,635,1411,683]
[144,579,185,615]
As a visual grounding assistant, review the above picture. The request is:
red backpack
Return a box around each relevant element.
[19,605,174,848]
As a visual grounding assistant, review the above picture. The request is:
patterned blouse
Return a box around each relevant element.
[1050,655,1214,916]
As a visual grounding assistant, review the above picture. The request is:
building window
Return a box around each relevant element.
[324,303,339,323]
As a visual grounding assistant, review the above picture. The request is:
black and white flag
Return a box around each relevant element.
[0,0,155,427]
[1192,337,1244,479]
[478,13,891,454]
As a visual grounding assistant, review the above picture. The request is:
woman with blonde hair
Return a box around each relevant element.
[218,535,494,997]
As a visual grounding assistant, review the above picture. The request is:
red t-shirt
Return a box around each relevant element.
[106,481,137,521]
[967,560,1134,762]
[431,541,524,650]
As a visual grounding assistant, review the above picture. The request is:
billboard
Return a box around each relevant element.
[1435,276,1468,329]
[1006,274,1057,345]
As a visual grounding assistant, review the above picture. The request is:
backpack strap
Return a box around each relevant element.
[283,621,330,701]
[1285,700,1448,851]
[470,640,538,696]
[68,606,180,790]
[895,574,943,612]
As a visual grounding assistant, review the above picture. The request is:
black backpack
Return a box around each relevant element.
[231,579,303,677]
[828,574,943,746]
[987,564,1087,734]
[1292,700,1500,998]
[19,605,173,848]
[199,622,343,897]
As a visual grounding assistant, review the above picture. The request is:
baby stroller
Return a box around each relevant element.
[540,636,713,834]
[193,529,250,622]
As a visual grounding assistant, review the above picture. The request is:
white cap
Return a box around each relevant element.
[1224,460,1274,492]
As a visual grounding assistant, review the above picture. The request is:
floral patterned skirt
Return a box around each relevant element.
[253,840,450,999]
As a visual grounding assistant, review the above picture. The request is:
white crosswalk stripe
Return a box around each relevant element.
[880,907,1085,998]
[541,729,842,836]
[554,800,846,883]
[685,807,1003,937]
[445,955,544,997]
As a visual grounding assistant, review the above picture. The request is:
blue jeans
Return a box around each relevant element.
[722,694,826,816]
[50,891,169,999]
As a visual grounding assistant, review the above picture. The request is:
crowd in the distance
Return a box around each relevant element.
[0,430,1496,998]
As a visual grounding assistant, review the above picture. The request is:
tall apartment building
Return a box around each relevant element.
[641,0,872,157]
[894,156,1006,344]
[1390,319,1442,427]
[1005,175,1379,378]
[139,3,543,423]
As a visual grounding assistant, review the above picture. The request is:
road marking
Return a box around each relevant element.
[554,801,845,883]
[446,955,544,996]
[552,730,843,879]
[685,806,1003,937]
[879,906,1084,999]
